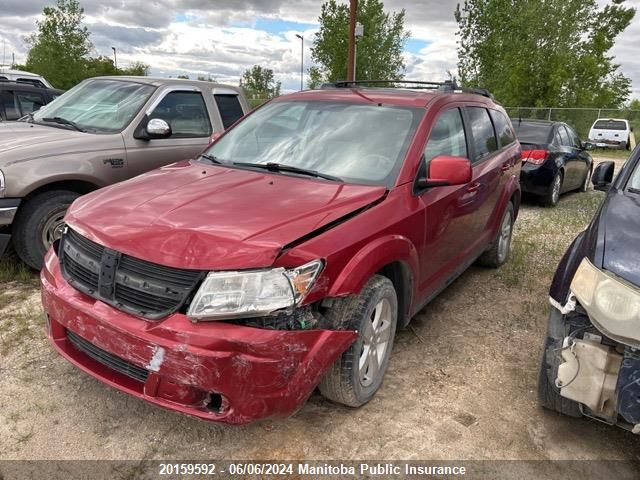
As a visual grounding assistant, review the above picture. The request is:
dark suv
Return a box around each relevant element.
[0,80,62,121]
[538,148,640,433]
[41,80,522,424]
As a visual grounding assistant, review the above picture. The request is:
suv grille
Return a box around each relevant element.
[67,329,149,383]
[60,228,205,320]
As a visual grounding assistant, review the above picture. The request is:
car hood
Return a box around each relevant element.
[65,161,387,270]
[0,122,94,167]
[600,192,640,287]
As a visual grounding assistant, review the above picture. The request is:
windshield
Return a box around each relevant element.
[513,122,552,145]
[628,158,640,192]
[205,100,424,186]
[593,120,627,131]
[31,79,155,133]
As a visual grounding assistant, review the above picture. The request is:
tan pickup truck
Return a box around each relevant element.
[0,76,250,269]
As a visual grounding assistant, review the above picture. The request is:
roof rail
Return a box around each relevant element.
[321,79,495,100]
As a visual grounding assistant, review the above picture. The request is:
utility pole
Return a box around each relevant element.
[295,34,304,90]
[346,0,357,82]
[112,46,117,70]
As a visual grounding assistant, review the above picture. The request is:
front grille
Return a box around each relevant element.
[60,228,205,320]
[67,329,149,383]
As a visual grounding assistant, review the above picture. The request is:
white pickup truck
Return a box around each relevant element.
[588,118,633,150]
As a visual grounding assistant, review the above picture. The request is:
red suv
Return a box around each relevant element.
[41,81,521,424]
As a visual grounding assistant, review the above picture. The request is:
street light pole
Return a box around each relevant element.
[354,23,364,81]
[112,46,117,70]
[346,0,357,82]
[295,34,304,90]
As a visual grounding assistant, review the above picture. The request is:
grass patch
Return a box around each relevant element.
[591,148,631,160]
[0,301,43,356]
[0,254,38,286]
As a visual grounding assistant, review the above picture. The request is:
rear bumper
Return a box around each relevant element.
[41,249,357,424]
[519,162,556,196]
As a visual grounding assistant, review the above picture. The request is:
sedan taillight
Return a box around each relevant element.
[521,149,549,165]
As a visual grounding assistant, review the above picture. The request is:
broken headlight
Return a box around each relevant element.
[187,259,323,321]
[571,257,640,346]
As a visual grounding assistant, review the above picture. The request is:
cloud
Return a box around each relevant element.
[0,0,638,99]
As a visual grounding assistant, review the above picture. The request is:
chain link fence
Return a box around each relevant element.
[504,107,640,140]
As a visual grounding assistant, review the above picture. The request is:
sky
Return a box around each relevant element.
[0,0,639,100]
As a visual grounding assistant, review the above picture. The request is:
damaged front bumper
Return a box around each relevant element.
[547,299,640,432]
[41,249,357,424]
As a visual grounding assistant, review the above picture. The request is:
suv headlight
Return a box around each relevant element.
[571,257,640,345]
[187,259,324,321]
[0,170,5,198]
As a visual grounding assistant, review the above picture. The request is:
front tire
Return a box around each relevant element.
[13,190,80,270]
[318,275,398,407]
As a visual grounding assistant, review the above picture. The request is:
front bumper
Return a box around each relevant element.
[41,249,357,424]
[0,198,20,226]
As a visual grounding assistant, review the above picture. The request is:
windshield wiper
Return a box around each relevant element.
[198,153,224,164]
[628,187,640,195]
[233,162,343,182]
[42,116,85,132]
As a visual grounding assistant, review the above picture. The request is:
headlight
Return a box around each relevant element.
[0,170,5,198]
[187,259,323,321]
[571,257,640,345]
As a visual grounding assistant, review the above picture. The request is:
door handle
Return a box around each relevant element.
[467,182,480,193]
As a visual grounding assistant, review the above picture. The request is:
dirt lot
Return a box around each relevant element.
[1,154,639,466]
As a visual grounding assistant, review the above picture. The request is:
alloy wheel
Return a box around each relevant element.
[359,298,393,387]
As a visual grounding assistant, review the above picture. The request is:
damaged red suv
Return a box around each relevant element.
[41,80,521,424]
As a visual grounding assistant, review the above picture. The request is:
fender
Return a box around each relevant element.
[327,234,419,301]
[486,173,521,240]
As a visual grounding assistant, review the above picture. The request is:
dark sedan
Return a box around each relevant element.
[0,80,63,121]
[513,119,593,206]
[538,149,640,432]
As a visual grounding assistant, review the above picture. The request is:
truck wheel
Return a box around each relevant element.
[13,190,80,270]
[318,275,398,407]
[543,172,562,207]
[477,202,514,268]
[537,336,582,418]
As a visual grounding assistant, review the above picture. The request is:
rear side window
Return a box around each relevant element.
[1,92,20,120]
[490,110,516,148]
[149,91,212,138]
[466,107,498,161]
[565,125,582,149]
[558,126,571,147]
[16,91,46,115]
[214,94,244,130]
[593,119,627,131]
[424,108,467,164]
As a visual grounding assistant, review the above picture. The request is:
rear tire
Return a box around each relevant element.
[318,275,398,407]
[543,171,562,207]
[12,190,80,270]
[477,203,514,268]
[537,336,582,418]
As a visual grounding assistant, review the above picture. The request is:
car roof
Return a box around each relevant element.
[512,118,562,127]
[0,80,62,94]
[0,68,45,77]
[91,76,244,93]
[275,87,498,109]
[592,118,629,123]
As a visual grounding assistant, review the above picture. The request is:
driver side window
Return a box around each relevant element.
[149,91,212,138]
[424,108,468,167]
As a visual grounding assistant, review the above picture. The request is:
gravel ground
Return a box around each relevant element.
[1,154,638,470]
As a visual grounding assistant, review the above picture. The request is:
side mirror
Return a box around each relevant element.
[134,117,172,140]
[416,155,472,189]
[592,161,615,191]
[582,141,595,151]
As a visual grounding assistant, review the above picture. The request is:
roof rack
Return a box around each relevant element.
[321,79,495,100]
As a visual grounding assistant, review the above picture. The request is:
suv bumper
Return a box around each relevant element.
[41,248,357,424]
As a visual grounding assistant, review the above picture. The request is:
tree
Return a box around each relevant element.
[240,65,281,98]
[25,0,92,89]
[455,0,636,108]
[309,0,409,86]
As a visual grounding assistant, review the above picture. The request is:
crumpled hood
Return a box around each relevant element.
[601,192,640,287]
[0,122,93,167]
[66,161,387,270]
